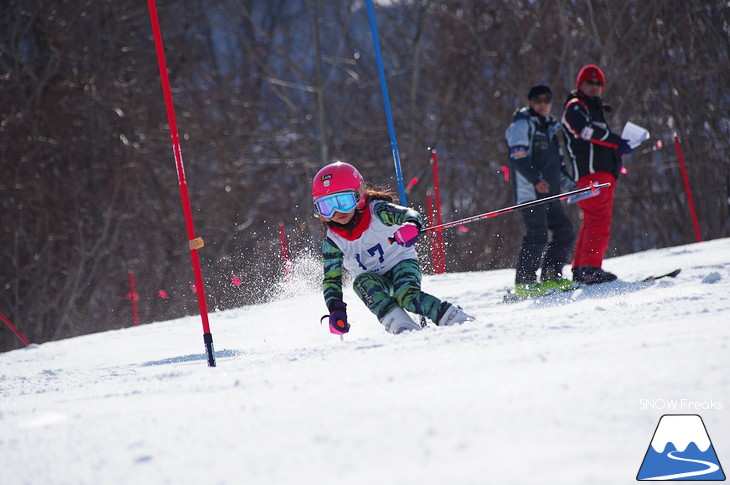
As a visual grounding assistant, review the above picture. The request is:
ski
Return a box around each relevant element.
[502,286,577,303]
[641,268,681,282]
[502,269,681,303]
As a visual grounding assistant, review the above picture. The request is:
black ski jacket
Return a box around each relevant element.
[504,107,563,203]
[561,91,623,179]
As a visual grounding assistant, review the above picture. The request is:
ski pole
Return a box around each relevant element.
[421,182,610,234]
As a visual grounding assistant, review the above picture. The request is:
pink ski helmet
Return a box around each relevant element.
[312,162,367,209]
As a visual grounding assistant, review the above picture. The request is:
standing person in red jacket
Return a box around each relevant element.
[561,64,632,284]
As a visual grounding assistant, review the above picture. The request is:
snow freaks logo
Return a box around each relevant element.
[640,399,724,411]
[636,414,726,481]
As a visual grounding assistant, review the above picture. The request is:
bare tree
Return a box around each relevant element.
[2,0,728,351]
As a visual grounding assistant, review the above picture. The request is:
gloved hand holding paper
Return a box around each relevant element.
[622,121,650,148]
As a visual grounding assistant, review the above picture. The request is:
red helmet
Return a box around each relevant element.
[312,162,366,209]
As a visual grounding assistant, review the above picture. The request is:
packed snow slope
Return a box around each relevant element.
[1,238,729,485]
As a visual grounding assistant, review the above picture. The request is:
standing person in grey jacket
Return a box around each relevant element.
[505,85,575,298]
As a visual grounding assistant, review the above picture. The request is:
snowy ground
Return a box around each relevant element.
[1,238,729,485]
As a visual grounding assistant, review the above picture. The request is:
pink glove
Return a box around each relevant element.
[394,223,420,247]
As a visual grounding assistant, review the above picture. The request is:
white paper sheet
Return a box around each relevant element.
[622,121,650,148]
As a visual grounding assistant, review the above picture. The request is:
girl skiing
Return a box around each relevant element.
[312,161,473,335]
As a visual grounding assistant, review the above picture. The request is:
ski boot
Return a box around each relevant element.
[512,282,547,299]
[380,307,421,334]
[540,276,577,293]
[437,304,475,326]
[573,266,617,285]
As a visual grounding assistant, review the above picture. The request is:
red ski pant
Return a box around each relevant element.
[572,172,616,269]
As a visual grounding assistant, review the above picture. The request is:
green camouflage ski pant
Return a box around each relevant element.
[353,259,448,323]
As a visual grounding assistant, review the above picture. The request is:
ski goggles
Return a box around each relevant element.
[314,191,360,219]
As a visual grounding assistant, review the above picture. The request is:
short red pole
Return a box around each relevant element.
[148,0,215,366]
[0,310,30,347]
[429,148,446,273]
[278,223,293,276]
[501,165,510,183]
[126,271,140,327]
[426,193,438,273]
[673,134,702,243]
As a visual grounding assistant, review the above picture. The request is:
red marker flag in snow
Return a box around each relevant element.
[158,290,168,299]
[230,275,242,287]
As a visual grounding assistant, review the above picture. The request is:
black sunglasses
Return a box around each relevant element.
[584,79,603,87]
[531,96,552,104]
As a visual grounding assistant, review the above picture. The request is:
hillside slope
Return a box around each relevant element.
[1,239,729,485]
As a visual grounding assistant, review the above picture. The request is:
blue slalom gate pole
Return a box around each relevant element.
[365,0,407,205]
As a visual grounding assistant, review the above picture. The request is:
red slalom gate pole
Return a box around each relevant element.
[147,0,216,366]
[425,193,439,273]
[0,310,30,347]
[429,148,446,273]
[278,223,293,277]
[673,134,702,243]
[126,271,140,327]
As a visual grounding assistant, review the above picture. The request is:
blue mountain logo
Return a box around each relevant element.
[637,414,725,481]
